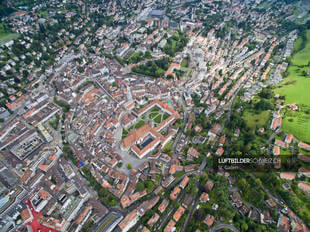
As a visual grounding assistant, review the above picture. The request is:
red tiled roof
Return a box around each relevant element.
[173,206,185,222]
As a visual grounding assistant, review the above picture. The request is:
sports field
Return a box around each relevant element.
[274,30,310,143]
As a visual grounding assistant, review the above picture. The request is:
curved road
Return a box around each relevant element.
[210,223,240,232]
[267,128,282,156]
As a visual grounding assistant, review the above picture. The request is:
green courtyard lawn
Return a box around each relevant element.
[0,33,19,45]
[243,110,270,130]
[148,108,170,126]
[274,29,310,143]
[163,112,170,120]
[149,112,158,119]
[151,106,160,112]
[154,114,162,124]
[122,119,146,138]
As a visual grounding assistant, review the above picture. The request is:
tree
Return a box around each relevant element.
[127,163,132,169]
[145,180,155,192]
[77,66,84,73]
[117,162,123,168]
[22,70,29,79]
[255,99,272,110]
[258,88,273,99]
[241,223,249,231]
[136,182,145,191]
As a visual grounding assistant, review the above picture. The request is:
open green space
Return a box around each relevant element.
[294,35,303,52]
[243,110,270,130]
[275,66,310,105]
[282,109,310,143]
[291,30,310,65]
[274,29,310,143]
[0,33,19,45]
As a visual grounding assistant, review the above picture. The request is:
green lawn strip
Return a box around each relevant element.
[173,171,185,179]
[154,115,162,124]
[294,36,303,52]
[122,129,128,139]
[163,113,170,120]
[135,120,145,129]
[96,215,115,231]
[0,33,19,45]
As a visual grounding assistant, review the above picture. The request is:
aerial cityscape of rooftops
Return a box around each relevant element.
[0,0,310,231]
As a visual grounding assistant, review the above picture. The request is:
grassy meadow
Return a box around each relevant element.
[274,30,310,143]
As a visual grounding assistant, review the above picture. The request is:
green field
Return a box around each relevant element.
[274,30,310,143]
[291,31,310,65]
[243,110,270,130]
[276,66,310,105]
[282,108,310,143]
[0,33,19,45]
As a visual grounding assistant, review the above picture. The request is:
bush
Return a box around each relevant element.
[117,162,123,168]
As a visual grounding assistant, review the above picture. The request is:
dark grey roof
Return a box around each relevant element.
[150,10,165,17]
